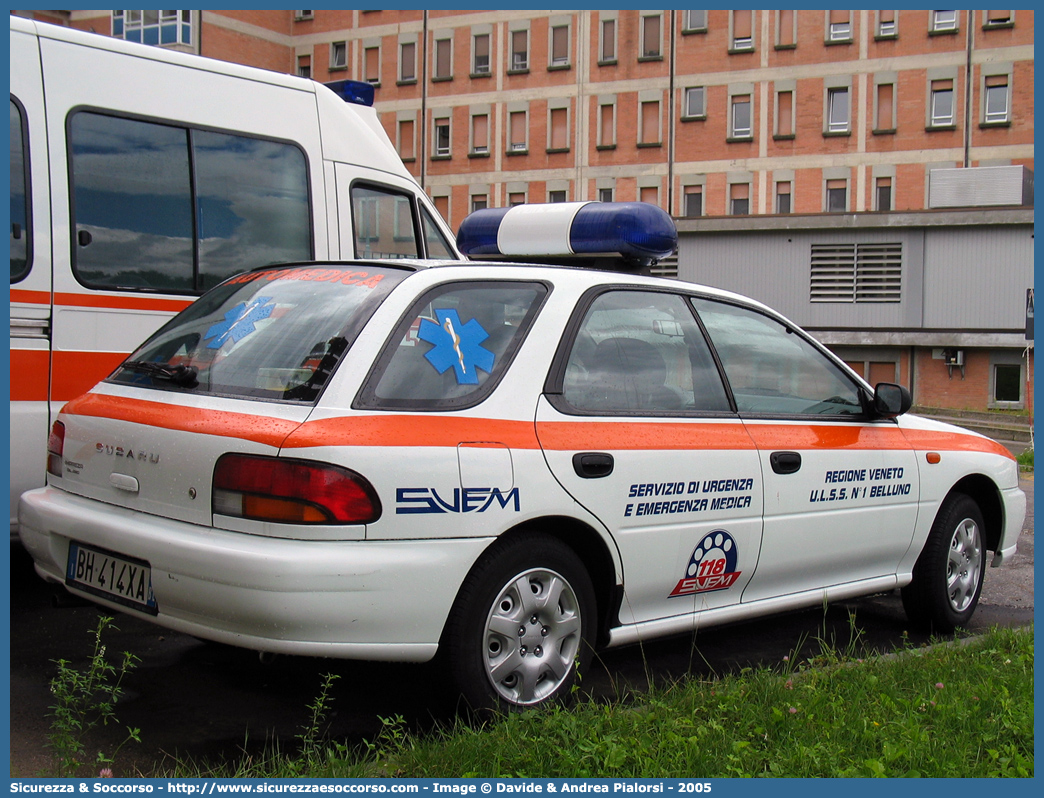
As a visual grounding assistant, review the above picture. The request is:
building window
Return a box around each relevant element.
[875,177,892,211]
[510,29,529,71]
[683,87,706,120]
[826,87,850,133]
[433,118,451,158]
[993,363,1022,404]
[775,181,791,214]
[600,18,617,63]
[826,179,848,212]
[683,10,708,33]
[875,82,896,132]
[473,33,491,76]
[775,90,794,137]
[730,94,752,139]
[599,187,614,203]
[810,243,903,303]
[684,185,703,217]
[508,110,528,153]
[930,79,955,127]
[641,14,662,59]
[931,10,958,33]
[640,186,658,206]
[877,10,898,38]
[984,74,1010,124]
[827,10,852,42]
[548,107,569,152]
[640,100,661,146]
[330,41,347,70]
[433,37,453,80]
[364,45,381,85]
[550,24,570,68]
[398,119,415,161]
[471,194,488,213]
[549,189,568,203]
[598,102,616,149]
[776,9,796,48]
[112,10,193,47]
[731,11,754,51]
[399,42,417,83]
[729,183,750,215]
[983,9,1014,28]
[294,11,314,21]
[508,192,526,206]
[297,56,311,79]
[471,114,489,156]
[433,194,450,226]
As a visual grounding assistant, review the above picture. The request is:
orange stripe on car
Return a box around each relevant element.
[284,416,541,449]
[900,429,1015,461]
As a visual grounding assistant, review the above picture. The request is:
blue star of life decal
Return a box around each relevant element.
[417,309,495,385]
[203,296,275,350]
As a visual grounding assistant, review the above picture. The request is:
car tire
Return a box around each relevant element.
[441,533,595,713]
[901,492,986,632]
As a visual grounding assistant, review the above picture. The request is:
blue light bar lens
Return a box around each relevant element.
[324,79,375,107]
[569,202,676,259]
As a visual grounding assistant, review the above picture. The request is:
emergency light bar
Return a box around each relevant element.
[324,79,376,107]
[456,202,677,267]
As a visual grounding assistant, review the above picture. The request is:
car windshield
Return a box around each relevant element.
[109,264,410,402]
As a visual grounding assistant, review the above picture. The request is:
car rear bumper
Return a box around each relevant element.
[19,486,491,661]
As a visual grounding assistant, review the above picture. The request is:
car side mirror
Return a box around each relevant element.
[873,382,912,419]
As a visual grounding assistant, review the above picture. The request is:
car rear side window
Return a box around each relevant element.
[691,296,864,417]
[109,265,408,403]
[10,97,31,283]
[357,281,547,410]
[559,289,731,415]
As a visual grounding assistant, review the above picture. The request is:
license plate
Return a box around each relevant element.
[66,542,158,615]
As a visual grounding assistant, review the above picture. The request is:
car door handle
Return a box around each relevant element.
[770,451,802,475]
[572,452,614,479]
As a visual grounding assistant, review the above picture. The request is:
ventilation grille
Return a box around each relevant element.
[810,243,901,303]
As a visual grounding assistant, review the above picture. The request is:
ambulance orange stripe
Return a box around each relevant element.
[10,289,193,313]
[10,349,49,401]
[10,289,51,305]
[59,393,1016,461]
[52,351,127,402]
[63,394,301,448]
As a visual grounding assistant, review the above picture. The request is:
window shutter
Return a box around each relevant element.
[777,91,793,135]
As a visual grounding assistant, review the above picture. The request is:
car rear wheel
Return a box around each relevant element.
[441,533,595,712]
[901,492,986,632]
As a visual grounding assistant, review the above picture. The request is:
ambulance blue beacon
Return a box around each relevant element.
[19,202,1025,711]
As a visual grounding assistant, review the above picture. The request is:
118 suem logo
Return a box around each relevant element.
[669,530,742,597]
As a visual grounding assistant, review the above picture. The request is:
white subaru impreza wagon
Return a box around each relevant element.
[19,202,1025,711]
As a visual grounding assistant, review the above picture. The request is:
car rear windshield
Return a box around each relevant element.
[109,264,409,402]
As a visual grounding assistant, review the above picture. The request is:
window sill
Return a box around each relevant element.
[365,81,381,89]
[548,63,572,72]
[637,141,662,149]
[727,46,756,55]
[822,130,851,138]
[596,144,617,151]
[468,151,490,159]
[982,21,1015,30]
[506,68,530,76]
[774,43,797,50]
[469,71,492,80]
[546,147,570,154]
[505,148,529,156]
[681,115,707,123]
[396,79,417,87]
[772,133,796,141]
[872,127,897,135]
[328,65,348,73]
[925,123,957,132]
[430,154,452,161]
[980,120,1012,129]
[638,55,664,63]
[681,28,708,35]
[928,28,959,36]
[874,33,898,41]
[400,156,416,163]
[824,38,853,46]
[726,135,754,143]
[431,75,453,83]
[597,59,617,67]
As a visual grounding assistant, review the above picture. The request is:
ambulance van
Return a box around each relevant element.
[9,16,459,536]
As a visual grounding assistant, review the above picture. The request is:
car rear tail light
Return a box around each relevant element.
[47,421,65,478]
[212,454,381,524]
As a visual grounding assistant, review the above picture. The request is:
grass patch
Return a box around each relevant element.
[1016,448,1033,470]
[156,626,1033,779]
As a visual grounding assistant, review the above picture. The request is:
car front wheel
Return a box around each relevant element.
[441,533,595,712]
[901,492,986,632]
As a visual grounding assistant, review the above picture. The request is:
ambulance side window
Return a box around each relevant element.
[561,290,731,415]
[421,208,456,259]
[10,98,31,282]
[351,184,420,259]
[691,297,864,417]
[69,111,311,294]
[357,281,547,410]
